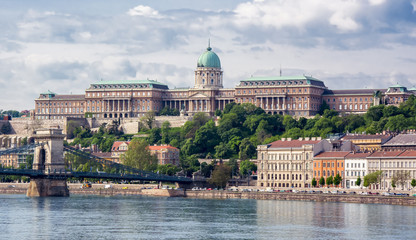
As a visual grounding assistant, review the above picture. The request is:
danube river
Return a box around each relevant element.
[0,194,415,239]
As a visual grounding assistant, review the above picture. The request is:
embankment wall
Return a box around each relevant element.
[185,191,416,206]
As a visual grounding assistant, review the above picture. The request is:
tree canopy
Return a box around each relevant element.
[121,138,158,171]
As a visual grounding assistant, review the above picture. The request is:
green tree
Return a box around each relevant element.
[394,171,410,189]
[148,128,161,145]
[226,159,239,177]
[355,176,362,187]
[140,111,156,129]
[161,121,171,144]
[319,176,325,186]
[411,179,416,188]
[365,104,385,122]
[239,159,257,177]
[311,178,317,187]
[215,142,232,160]
[194,120,219,156]
[156,164,180,176]
[333,173,342,187]
[318,100,330,115]
[391,177,397,189]
[326,176,333,186]
[208,164,231,188]
[121,138,158,171]
[384,114,409,131]
[363,170,383,187]
[180,154,200,177]
[239,138,256,160]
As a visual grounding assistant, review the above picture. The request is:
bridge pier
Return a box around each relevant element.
[28,128,69,197]
[27,178,69,197]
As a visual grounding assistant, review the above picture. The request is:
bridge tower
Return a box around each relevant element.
[27,128,69,197]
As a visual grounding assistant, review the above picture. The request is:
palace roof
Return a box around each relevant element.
[89,80,168,90]
[323,89,386,96]
[239,75,326,87]
[37,94,85,101]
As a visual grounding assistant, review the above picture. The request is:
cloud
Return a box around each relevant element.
[127,5,163,18]
[1,0,416,111]
[231,0,416,49]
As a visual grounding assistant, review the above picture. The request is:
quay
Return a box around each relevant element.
[1,183,416,206]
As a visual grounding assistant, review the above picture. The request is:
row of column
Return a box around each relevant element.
[190,100,211,112]
[0,136,25,149]
[166,100,187,110]
[164,99,217,112]
[217,99,233,110]
[104,99,131,113]
[257,96,286,110]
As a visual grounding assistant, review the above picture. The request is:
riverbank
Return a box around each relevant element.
[185,190,416,206]
[1,183,415,206]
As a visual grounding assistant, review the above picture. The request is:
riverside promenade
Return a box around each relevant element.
[1,183,415,206]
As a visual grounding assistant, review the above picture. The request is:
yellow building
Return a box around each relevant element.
[341,134,392,152]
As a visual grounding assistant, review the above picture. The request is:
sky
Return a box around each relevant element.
[1,0,416,111]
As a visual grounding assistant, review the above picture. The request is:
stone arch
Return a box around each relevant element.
[34,143,51,171]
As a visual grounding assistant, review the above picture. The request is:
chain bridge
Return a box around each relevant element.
[0,128,192,196]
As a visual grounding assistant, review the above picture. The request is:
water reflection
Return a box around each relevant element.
[0,195,415,240]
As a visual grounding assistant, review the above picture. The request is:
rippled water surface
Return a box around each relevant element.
[0,194,415,239]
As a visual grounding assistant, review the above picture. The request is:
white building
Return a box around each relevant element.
[344,152,370,189]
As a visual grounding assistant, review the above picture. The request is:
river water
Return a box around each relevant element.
[0,194,415,239]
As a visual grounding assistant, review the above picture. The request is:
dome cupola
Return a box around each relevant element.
[197,41,221,69]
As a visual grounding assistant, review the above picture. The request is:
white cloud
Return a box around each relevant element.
[369,0,386,5]
[329,12,361,32]
[1,0,416,111]
[127,5,162,18]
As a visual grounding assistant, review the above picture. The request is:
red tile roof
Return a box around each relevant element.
[314,152,350,159]
[368,151,404,158]
[345,152,371,159]
[111,141,130,151]
[148,145,179,151]
[397,150,416,157]
[269,139,321,148]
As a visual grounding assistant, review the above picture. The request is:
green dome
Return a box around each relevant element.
[197,46,221,68]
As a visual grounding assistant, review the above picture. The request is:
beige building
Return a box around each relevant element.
[367,150,416,190]
[34,44,416,120]
[110,141,179,166]
[35,91,85,119]
[148,145,180,166]
[256,137,333,188]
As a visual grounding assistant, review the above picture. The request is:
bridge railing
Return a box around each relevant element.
[63,145,191,182]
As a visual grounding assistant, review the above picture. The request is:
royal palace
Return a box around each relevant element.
[34,44,416,120]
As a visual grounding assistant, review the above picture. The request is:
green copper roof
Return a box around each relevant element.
[241,75,322,82]
[91,80,167,86]
[389,83,406,88]
[197,43,221,68]
[40,90,56,95]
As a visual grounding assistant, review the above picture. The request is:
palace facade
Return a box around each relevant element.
[34,44,416,120]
